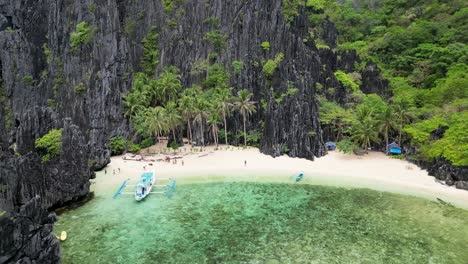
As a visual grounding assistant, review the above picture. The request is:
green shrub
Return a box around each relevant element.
[315,38,330,50]
[109,136,127,155]
[203,17,220,29]
[204,30,227,53]
[336,139,358,155]
[283,0,302,24]
[219,129,232,144]
[70,21,94,52]
[261,41,270,51]
[208,52,218,61]
[162,0,172,12]
[74,83,87,95]
[169,141,179,150]
[43,43,52,64]
[35,129,63,163]
[204,63,229,89]
[263,53,284,79]
[140,138,155,149]
[232,60,244,74]
[129,144,141,153]
[306,0,326,10]
[22,75,34,86]
[236,130,262,147]
[88,2,96,13]
[124,19,136,36]
[334,70,359,91]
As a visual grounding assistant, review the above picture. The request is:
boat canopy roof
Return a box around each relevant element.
[136,172,154,186]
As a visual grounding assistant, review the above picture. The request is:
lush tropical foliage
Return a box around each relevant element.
[312,0,467,165]
[120,2,467,166]
[121,30,261,150]
[35,129,63,163]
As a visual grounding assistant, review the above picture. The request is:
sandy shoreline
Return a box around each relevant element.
[97,142,468,209]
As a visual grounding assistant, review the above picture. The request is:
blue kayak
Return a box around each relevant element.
[295,173,304,182]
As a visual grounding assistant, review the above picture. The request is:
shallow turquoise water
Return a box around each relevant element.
[57,178,468,264]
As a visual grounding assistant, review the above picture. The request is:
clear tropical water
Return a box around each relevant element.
[57,178,468,264]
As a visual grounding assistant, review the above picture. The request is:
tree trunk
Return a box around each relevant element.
[398,124,402,145]
[223,111,228,146]
[172,129,176,145]
[336,123,342,141]
[187,119,192,146]
[385,127,389,155]
[243,115,247,146]
[200,120,205,146]
[214,127,218,146]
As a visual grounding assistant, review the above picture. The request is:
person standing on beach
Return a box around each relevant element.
[244,160,247,167]
[182,160,184,166]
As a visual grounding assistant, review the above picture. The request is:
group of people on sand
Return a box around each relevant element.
[104,168,120,175]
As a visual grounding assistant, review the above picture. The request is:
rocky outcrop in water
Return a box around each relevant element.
[418,158,468,190]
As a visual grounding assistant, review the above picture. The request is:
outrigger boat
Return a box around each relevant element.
[113,171,176,201]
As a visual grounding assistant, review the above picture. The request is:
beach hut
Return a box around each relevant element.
[324,141,336,151]
[387,142,402,155]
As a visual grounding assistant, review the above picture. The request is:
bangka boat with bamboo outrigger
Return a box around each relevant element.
[112,171,176,201]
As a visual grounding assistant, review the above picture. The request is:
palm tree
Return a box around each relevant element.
[178,95,194,145]
[132,72,154,105]
[350,118,380,150]
[155,67,182,104]
[122,92,145,121]
[379,106,397,154]
[214,87,233,145]
[133,109,151,138]
[145,106,169,141]
[355,105,373,123]
[234,89,257,146]
[193,94,210,146]
[207,111,221,146]
[165,102,182,143]
[393,100,413,145]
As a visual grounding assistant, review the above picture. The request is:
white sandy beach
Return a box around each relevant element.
[98,141,468,209]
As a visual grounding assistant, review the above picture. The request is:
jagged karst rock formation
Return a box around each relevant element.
[0,196,61,264]
[360,61,390,98]
[0,0,464,263]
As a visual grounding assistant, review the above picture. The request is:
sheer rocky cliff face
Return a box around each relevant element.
[0,0,387,262]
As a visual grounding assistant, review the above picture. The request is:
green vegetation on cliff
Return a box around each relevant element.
[70,21,94,53]
[109,136,127,155]
[35,129,63,163]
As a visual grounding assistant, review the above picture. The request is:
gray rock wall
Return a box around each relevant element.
[0,196,61,264]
